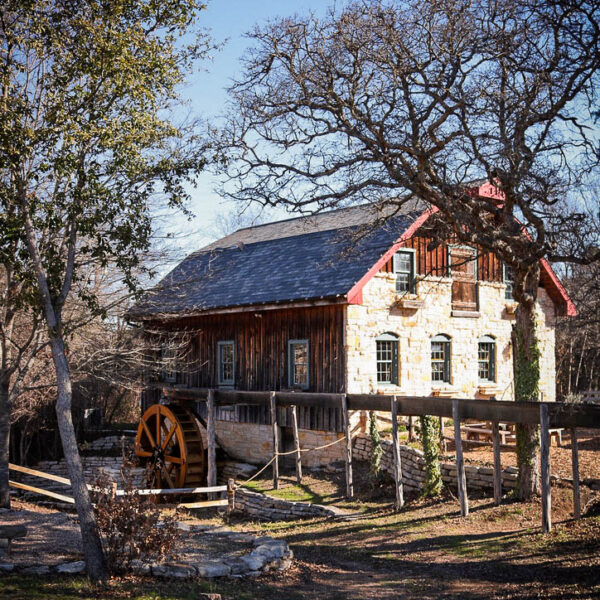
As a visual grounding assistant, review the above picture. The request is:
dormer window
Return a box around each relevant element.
[503,263,515,300]
[394,249,416,294]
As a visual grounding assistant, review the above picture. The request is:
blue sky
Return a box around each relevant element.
[165,1,346,254]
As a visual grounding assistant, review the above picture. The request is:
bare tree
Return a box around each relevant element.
[215,0,600,499]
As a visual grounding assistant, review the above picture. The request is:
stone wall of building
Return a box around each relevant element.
[353,433,518,492]
[345,272,557,401]
[215,420,347,468]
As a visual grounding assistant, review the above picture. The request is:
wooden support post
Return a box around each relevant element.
[540,403,552,533]
[341,393,354,499]
[207,389,217,499]
[490,397,502,506]
[291,405,302,484]
[408,415,415,442]
[391,396,404,510]
[571,427,581,519]
[452,400,469,517]
[227,478,235,515]
[270,391,279,490]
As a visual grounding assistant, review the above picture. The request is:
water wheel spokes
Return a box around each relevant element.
[135,403,206,491]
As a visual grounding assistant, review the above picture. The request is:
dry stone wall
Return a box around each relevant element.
[353,433,518,492]
[345,273,557,402]
[233,487,346,520]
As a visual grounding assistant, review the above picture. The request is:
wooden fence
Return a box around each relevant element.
[164,386,600,533]
[8,463,234,511]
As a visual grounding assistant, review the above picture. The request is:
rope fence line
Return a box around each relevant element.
[236,434,347,487]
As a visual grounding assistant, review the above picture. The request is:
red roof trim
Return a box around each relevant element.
[540,258,577,316]
[346,202,576,317]
[347,207,437,304]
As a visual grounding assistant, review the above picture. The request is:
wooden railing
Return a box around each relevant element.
[164,386,600,533]
[8,463,234,511]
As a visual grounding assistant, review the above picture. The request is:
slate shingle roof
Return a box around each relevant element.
[130,202,426,318]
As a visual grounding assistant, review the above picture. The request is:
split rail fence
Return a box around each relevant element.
[8,462,235,511]
[165,386,600,533]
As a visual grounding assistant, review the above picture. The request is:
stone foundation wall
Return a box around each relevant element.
[17,454,146,496]
[233,487,344,520]
[352,433,518,492]
[346,273,557,402]
[215,420,346,468]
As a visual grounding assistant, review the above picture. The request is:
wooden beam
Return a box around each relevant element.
[177,499,229,509]
[391,396,404,510]
[270,391,280,490]
[452,400,469,517]
[206,389,217,499]
[490,398,502,506]
[291,405,303,484]
[9,463,72,486]
[227,479,235,514]
[9,480,75,504]
[540,403,552,533]
[161,387,600,429]
[341,393,354,499]
[571,427,581,519]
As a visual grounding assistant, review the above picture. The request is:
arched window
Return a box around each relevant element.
[376,333,399,385]
[431,334,451,383]
[478,335,496,382]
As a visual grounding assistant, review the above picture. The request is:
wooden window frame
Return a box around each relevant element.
[288,339,309,390]
[376,333,399,386]
[478,335,496,382]
[161,344,177,384]
[393,249,417,294]
[431,334,451,383]
[217,340,235,387]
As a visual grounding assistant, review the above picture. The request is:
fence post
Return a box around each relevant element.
[408,416,415,442]
[227,478,235,515]
[540,403,552,533]
[270,391,280,490]
[391,396,404,510]
[490,396,502,505]
[571,427,581,519]
[341,393,354,499]
[291,405,302,484]
[452,400,469,517]
[207,389,217,499]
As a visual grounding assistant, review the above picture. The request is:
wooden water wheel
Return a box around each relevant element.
[135,403,206,489]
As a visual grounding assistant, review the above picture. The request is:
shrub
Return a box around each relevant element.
[368,411,383,483]
[93,461,182,573]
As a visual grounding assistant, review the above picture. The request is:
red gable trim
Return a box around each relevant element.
[347,207,437,305]
[540,258,577,316]
[346,205,576,317]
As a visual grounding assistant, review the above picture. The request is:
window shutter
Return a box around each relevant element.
[444,342,451,382]
[490,343,496,382]
[392,341,399,385]
[409,255,416,294]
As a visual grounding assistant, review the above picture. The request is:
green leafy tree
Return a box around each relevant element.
[216,0,600,499]
[0,0,211,580]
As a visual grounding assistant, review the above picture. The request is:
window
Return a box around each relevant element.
[217,341,235,386]
[394,250,416,294]
[448,246,478,311]
[431,334,451,383]
[503,263,514,300]
[376,333,399,385]
[288,340,309,389]
[161,344,177,383]
[478,335,496,382]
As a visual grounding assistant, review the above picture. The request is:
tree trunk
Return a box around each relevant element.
[0,379,11,509]
[419,415,443,497]
[50,336,107,581]
[513,264,541,500]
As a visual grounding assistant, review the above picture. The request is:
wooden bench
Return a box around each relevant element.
[461,422,563,446]
[0,525,27,557]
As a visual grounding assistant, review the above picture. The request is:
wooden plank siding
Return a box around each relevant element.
[144,305,346,432]
[380,235,504,282]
